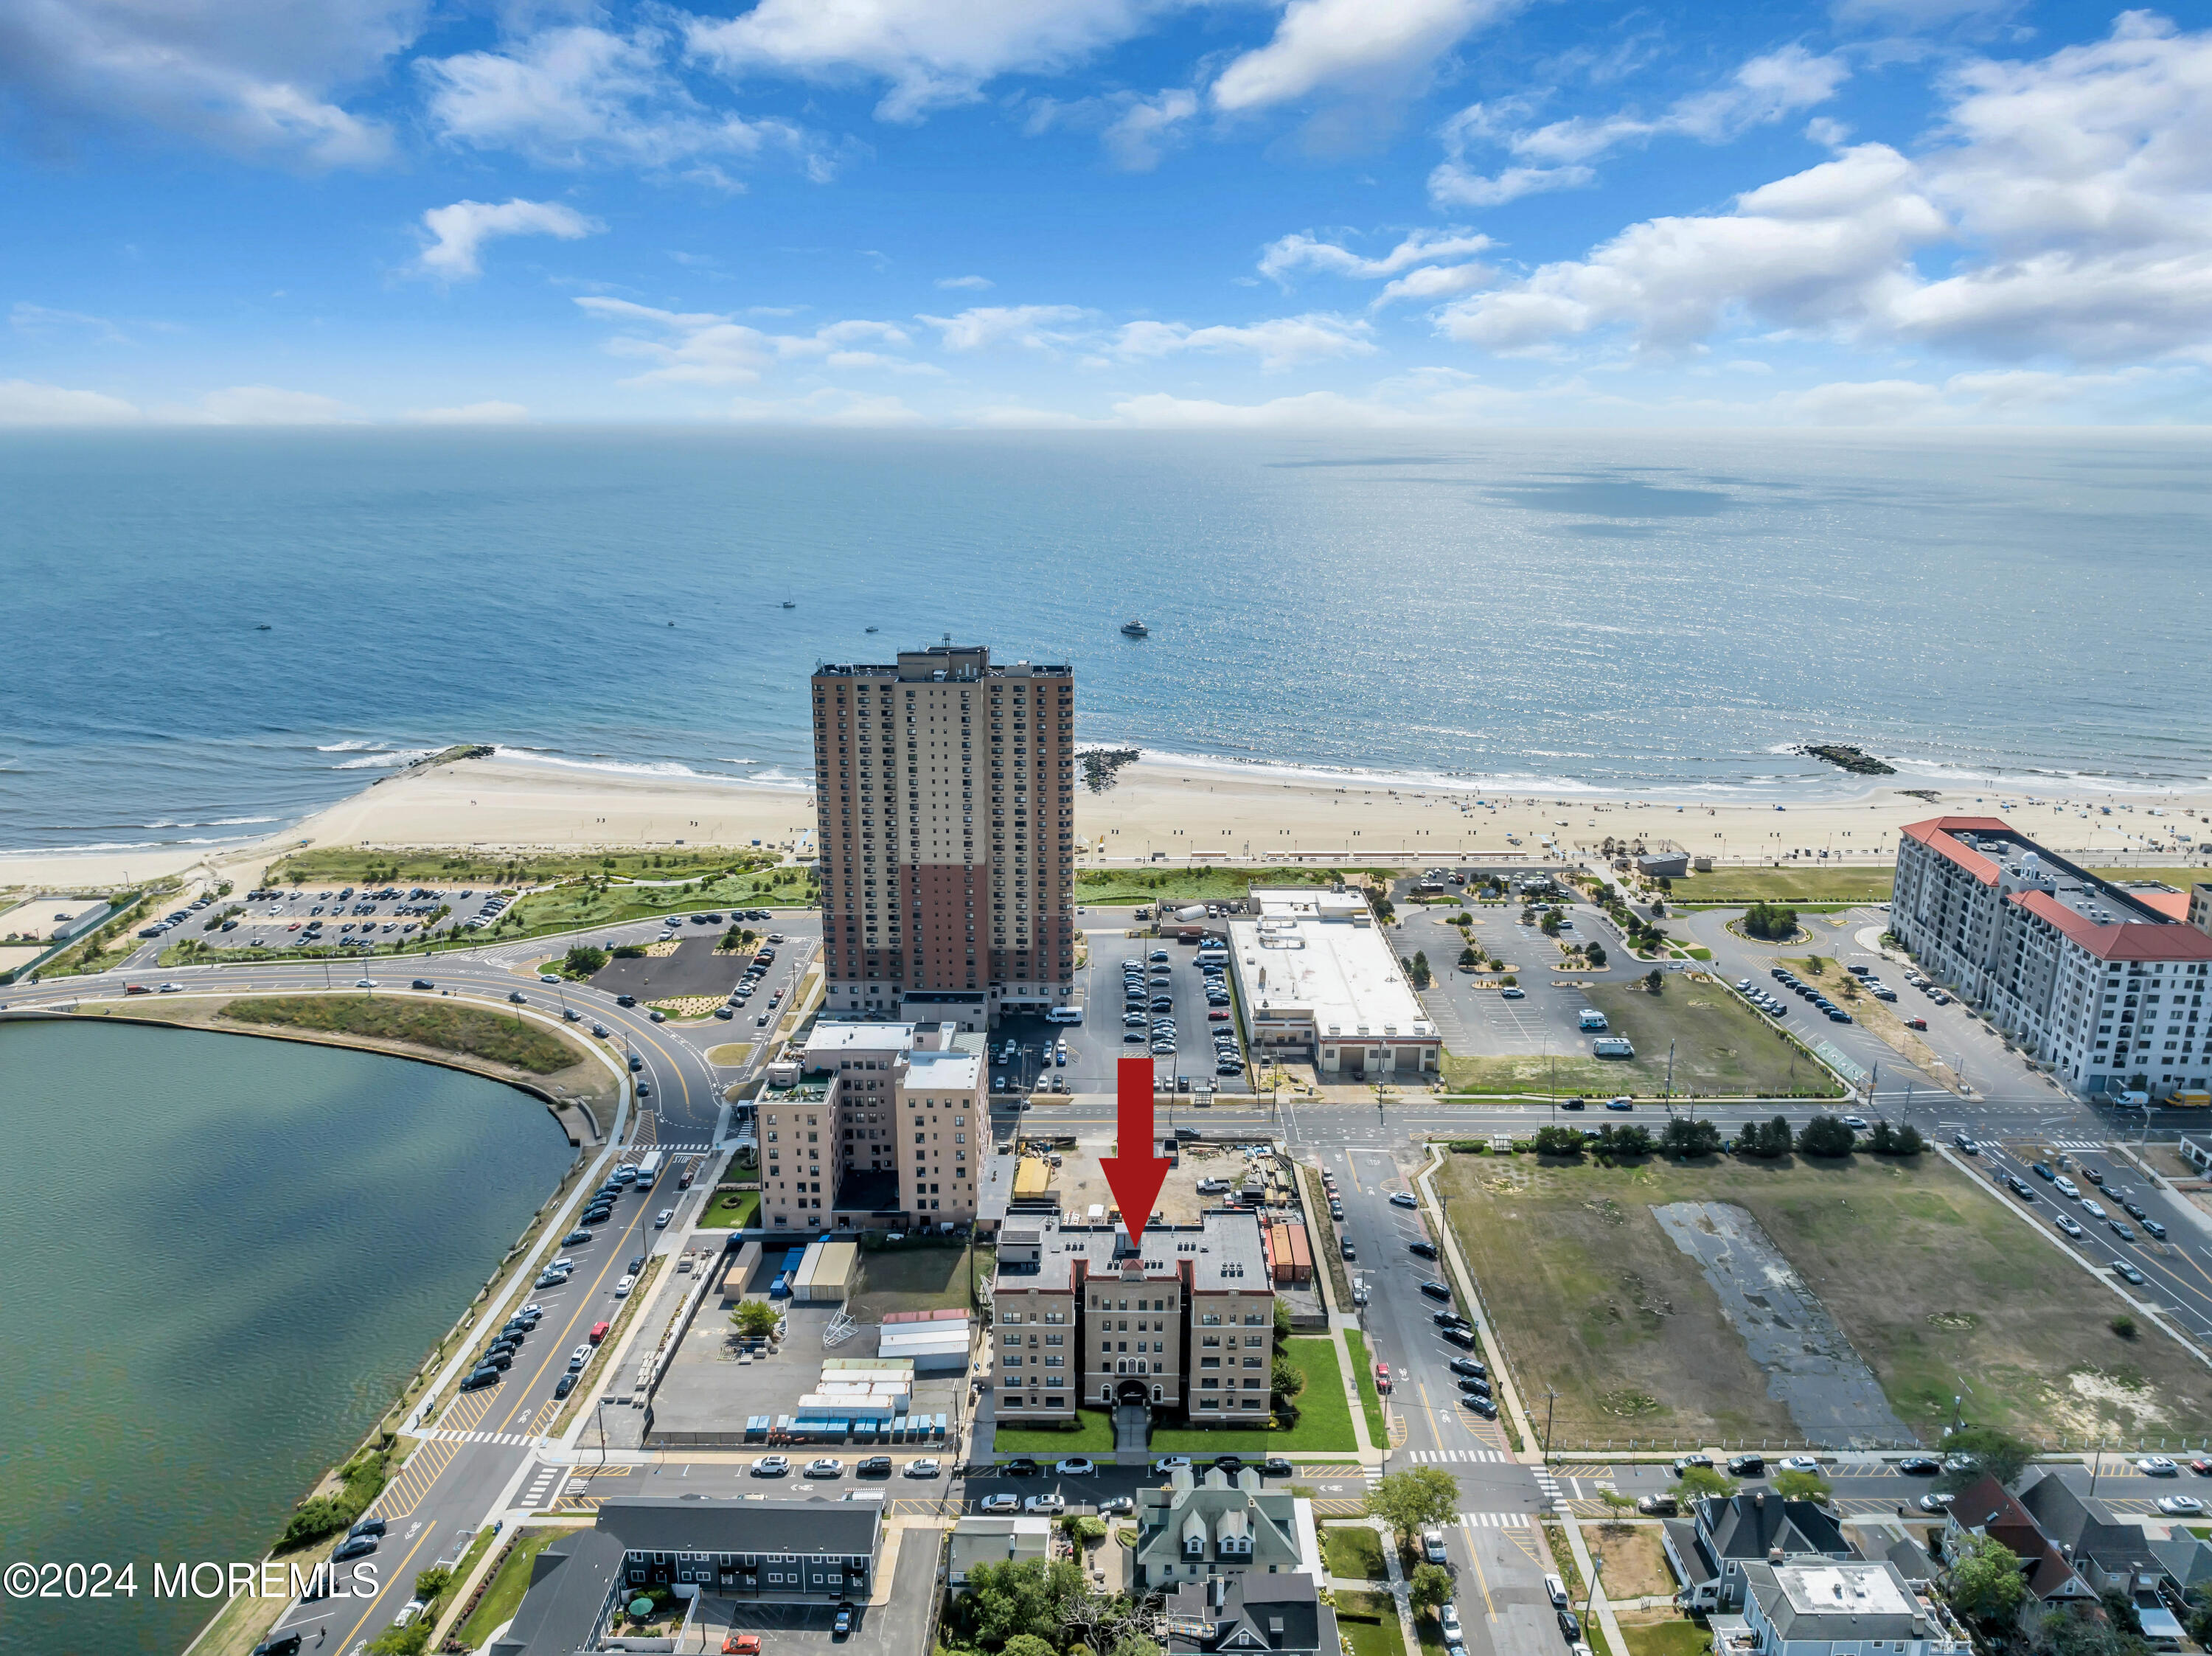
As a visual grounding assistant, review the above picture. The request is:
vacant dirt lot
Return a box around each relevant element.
[1439,1149,2212,1449]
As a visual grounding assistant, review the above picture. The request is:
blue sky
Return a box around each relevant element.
[4,0,2210,426]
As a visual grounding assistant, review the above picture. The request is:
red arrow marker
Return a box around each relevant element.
[1102,1055,1172,1249]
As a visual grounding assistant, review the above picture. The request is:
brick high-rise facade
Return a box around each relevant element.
[813,642,1075,1020]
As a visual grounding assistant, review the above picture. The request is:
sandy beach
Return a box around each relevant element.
[5,751,2209,897]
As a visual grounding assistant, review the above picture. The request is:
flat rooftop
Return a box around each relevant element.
[993,1208,1271,1294]
[1229,888,1435,1043]
[1908,820,2212,962]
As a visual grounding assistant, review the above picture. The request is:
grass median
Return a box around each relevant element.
[1667,868,1893,904]
[1438,1147,2212,1447]
[696,1189,759,1229]
[1343,1330,1387,1444]
[457,1529,560,1649]
[219,993,583,1074]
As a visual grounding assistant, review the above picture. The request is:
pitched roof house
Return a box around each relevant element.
[1663,1492,1852,1611]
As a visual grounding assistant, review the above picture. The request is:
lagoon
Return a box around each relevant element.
[0,1019,574,1655]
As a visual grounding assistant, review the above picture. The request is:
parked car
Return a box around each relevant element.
[1024,1493,1066,1514]
[751,1455,790,1477]
[978,1493,1020,1514]
[1054,1457,1096,1477]
[1390,1191,1420,1209]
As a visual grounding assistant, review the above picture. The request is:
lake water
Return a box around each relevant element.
[1,427,2208,857]
[0,1019,574,1656]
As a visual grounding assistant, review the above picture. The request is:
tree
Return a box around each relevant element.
[1411,952,1433,989]
[1644,969,1664,994]
[366,1624,432,1656]
[1274,1300,1294,1340]
[731,1299,782,1338]
[564,944,609,976]
[1867,1119,1924,1156]
[1108,1638,1161,1656]
[1743,902,1800,942]
[1936,1427,2034,1492]
[1675,1466,1739,1501]
[1796,1114,1857,1158]
[1409,1564,1455,1612]
[1946,1532,2028,1627]
[1272,1354,1307,1399]
[949,1559,1089,1649]
[1459,946,1481,970]
[1738,1116,1792,1159]
[1364,1468,1461,1545]
[1534,1126,1587,1158]
[1661,1117,1722,1158]
[1004,1636,1057,1656]
[1773,1469,1832,1504]
[414,1566,454,1604]
[1596,1124,1653,1158]
[1585,942,1607,968]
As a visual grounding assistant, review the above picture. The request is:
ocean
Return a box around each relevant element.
[2,427,2207,857]
[0,1019,575,1655]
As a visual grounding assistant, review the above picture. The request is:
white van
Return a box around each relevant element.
[1045,1005,1084,1024]
[1577,1009,1609,1031]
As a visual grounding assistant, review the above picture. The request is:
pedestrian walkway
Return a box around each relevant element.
[1533,1466,1565,1509]
[518,1464,568,1510]
[1458,1511,1540,1529]
[1404,1448,1512,1464]
[424,1427,540,1447]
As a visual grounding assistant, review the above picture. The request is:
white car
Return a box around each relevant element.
[978,1493,1020,1513]
[905,1458,942,1478]
[1778,1455,1822,1474]
[655,1208,675,1228]
[751,1455,790,1477]
[2157,1495,2206,1516]
[1023,1493,1066,1514]
[355,978,378,988]
[1390,1191,1420,1209]
[1153,1455,1192,1474]
[2054,1175,2081,1198]
[1196,1178,1230,1194]
[2081,1199,2109,1221]
[1054,1457,1096,1477]
[157,982,185,993]
[571,1343,591,1364]
[1441,1606,1463,1640]
[2056,1215,2085,1239]
[614,1276,634,1297]
[2138,1456,2181,1477]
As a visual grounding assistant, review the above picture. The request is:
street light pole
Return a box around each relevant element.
[1543,1388,1557,1459]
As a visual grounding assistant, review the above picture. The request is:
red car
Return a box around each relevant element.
[724,1636,762,1655]
[1374,1363,1391,1393]
[1905,1017,1927,1030]
[2190,1459,2212,1477]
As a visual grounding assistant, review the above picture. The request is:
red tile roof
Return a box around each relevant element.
[1899,817,2011,886]
[2008,889,2212,961]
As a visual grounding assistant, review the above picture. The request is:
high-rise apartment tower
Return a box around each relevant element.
[812,641,1075,1023]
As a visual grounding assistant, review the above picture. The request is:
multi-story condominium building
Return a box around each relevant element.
[812,641,1076,1025]
[757,1021,987,1232]
[1892,817,2212,1098]
[990,1211,1276,1423]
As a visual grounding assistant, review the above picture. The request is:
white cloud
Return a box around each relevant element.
[936,275,995,290]
[404,400,531,423]
[1375,262,1492,305]
[1775,378,1950,423]
[417,198,604,280]
[1211,0,1520,113]
[1259,227,1493,282]
[683,0,1166,122]
[1110,389,1423,427]
[10,302,131,344]
[198,385,361,423]
[0,378,142,424]
[726,389,927,425]
[917,305,1088,352]
[1429,46,1847,207]
[0,0,413,166]
[420,24,821,174]
[1112,313,1377,370]
[1435,15,2212,367]
[577,297,917,385]
[1102,87,1198,169]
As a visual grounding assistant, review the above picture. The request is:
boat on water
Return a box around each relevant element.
[1120,619,1149,638]
[865,625,878,633]
[781,600,796,609]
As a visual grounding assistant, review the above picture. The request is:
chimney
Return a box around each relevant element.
[1753,1490,1766,1511]
[1769,1547,1784,1565]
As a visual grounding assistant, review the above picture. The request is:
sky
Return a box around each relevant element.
[3,0,2211,428]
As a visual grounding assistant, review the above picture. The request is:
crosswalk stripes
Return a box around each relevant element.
[519,1464,568,1511]
[425,1428,538,1447]
[1458,1511,1539,1529]
[1532,1467,1565,1509]
[1404,1449,1512,1464]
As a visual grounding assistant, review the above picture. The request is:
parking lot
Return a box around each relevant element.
[1409,896,1610,1061]
[136,880,479,953]
[990,923,1251,1098]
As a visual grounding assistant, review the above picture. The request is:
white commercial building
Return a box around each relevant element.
[1892,817,2212,1099]
[1226,888,1437,1077]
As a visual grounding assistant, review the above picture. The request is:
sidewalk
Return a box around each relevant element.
[1415,1147,1538,1461]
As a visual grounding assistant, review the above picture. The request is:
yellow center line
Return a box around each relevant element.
[329,1520,442,1653]
[1464,1529,1498,1618]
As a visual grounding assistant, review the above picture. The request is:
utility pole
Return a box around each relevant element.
[1665,1040,1676,1116]
[1543,1387,1558,1458]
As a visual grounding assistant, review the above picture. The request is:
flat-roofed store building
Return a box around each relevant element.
[991,1211,1276,1423]
[1893,817,2212,1098]
[1225,888,1437,1078]
[813,642,1075,1024]
[757,1020,987,1231]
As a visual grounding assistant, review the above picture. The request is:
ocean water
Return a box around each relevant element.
[1,427,2207,857]
[0,1020,574,1656]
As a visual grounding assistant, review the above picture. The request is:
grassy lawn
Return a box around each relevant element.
[1141,1338,1356,1453]
[705,1043,755,1065]
[270,846,782,886]
[1344,1330,1387,1444]
[1443,982,1842,1100]
[1076,866,1390,906]
[697,1189,759,1229]
[1325,1523,1388,1581]
[1617,1615,1712,1656]
[1669,868,1893,904]
[848,1243,991,1320]
[995,1409,1116,1454]
[1337,1590,1407,1656]
[1438,1150,2212,1447]
[1584,1524,1676,1598]
[219,994,584,1074]
[458,1529,560,1649]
